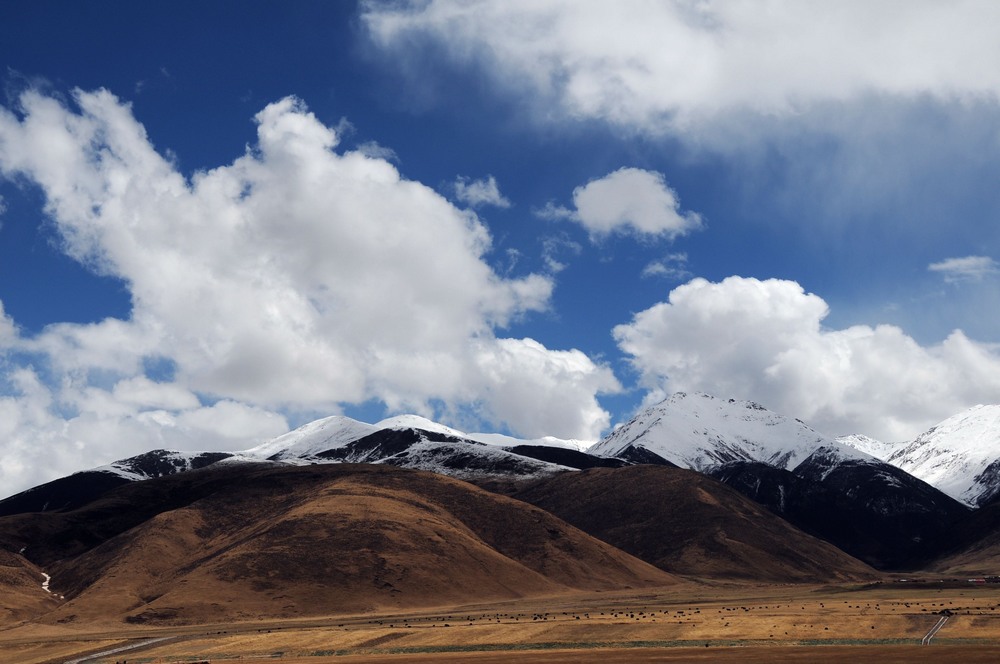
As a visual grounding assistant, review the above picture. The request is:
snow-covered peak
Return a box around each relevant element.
[94,449,237,481]
[591,391,872,471]
[374,414,468,438]
[883,404,1000,507]
[836,434,901,461]
[242,415,377,460]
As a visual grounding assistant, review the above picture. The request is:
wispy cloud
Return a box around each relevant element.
[454,174,511,208]
[929,255,999,283]
[641,253,691,280]
[540,233,582,274]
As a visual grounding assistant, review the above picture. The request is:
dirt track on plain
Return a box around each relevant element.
[6,582,1000,664]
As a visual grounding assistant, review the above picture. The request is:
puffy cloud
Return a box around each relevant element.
[363,1,1000,132]
[613,276,1000,442]
[537,168,701,241]
[569,168,702,239]
[454,174,511,208]
[929,255,999,282]
[470,338,620,439]
[0,88,617,495]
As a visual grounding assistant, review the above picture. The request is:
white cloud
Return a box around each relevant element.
[470,338,620,439]
[568,168,702,239]
[613,276,1000,442]
[0,88,619,496]
[929,255,999,282]
[0,366,291,495]
[363,1,1000,132]
[535,167,701,241]
[454,174,511,208]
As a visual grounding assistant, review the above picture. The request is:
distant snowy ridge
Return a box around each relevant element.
[836,434,901,461]
[590,392,875,472]
[76,413,587,490]
[467,432,590,452]
[878,405,1000,507]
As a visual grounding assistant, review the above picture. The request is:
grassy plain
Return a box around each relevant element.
[5,581,1000,663]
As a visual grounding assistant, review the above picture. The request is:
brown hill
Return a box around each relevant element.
[506,465,879,583]
[0,463,676,626]
[0,549,62,624]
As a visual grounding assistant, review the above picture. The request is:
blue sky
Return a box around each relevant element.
[1,1,999,496]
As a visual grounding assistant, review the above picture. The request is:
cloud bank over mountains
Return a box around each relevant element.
[0,89,618,491]
[0,2,999,496]
[614,276,1000,443]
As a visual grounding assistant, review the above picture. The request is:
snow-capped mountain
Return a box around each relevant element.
[588,392,970,569]
[0,413,602,514]
[242,415,378,461]
[877,405,1000,508]
[590,392,873,472]
[239,414,588,479]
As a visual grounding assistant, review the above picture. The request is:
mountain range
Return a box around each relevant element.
[839,404,1000,508]
[4,391,1000,628]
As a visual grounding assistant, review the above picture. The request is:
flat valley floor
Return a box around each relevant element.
[5,581,1000,663]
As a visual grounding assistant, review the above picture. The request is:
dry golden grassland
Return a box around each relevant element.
[5,582,1000,663]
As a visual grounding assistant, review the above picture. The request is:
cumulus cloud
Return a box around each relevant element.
[363,1,1000,132]
[0,88,618,495]
[539,168,701,240]
[454,174,511,208]
[929,255,999,282]
[470,338,620,440]
[613,276,1000,442]
[571,168,701,239]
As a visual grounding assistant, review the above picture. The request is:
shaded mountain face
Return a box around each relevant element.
[506,466,877,584]
[0,471,133,518]
[707,460,969,570]
[929,499,1000,575]
[0,463,676,626]
[0,450,236,518]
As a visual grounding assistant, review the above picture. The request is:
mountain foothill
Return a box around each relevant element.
[3,392,1000,627]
